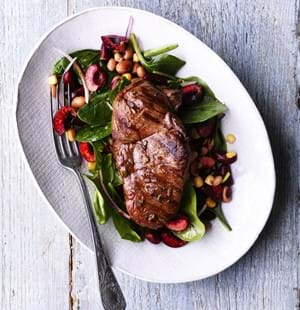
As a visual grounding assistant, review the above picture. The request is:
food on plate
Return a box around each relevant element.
[49,18,237,247]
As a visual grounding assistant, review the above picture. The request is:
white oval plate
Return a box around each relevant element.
[15,7,275,283]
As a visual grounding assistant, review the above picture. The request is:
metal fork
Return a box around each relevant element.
[50,82,126,310]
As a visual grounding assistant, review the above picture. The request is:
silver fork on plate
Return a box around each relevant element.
[50,82,126,310]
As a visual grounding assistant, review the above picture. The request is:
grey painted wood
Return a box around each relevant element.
[0,1,71,309]
[72,1,300,309]
[0,0,299,309]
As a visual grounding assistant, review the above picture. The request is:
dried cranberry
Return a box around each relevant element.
[53,106,77,135]
[85,64,107,92]
[199,156,216,168]
[204,184,223,202]
[63,71,73,85]
[79,142,95,162]
[182,84,203,105]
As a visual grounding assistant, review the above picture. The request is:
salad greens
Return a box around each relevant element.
[178,95,228,124]
[76,124,112,142]
[174,182,206,242]
[52,31,234,246]
[130,33,185,75]
[53,49,99,75]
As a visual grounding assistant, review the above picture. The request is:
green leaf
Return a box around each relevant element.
[214,123,227,152]
[53,49,99,75]
[174,182,206,242]
[130,33,185,75]
[145,54,185,75]
[210,204,232,231]
[76,124,112,142]
[143,43,179,58]
[179,95,228,124]
[101,154,123,187]
[93,189,110,224]
[77,77,130,125]
[77,97,112,125]
[182,76,216,97]
[92,140,106,170]
[111,209,141,242]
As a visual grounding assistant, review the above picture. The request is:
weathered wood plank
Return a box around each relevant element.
[0,1,71,309]
[72,1,300,309]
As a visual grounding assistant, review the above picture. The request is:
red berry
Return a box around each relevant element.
[79,142,95,162]
[165,214,189,232]
[144,230,161,244]
[199,156,216,168]
[182,84,203,105]
[196,118,216,138]
[85,64,107,92]
[161,231,187,248]
[53,106,77,135]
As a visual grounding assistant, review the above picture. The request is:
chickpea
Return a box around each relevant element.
[71,96,86,108]
[116,60,132,74]
[133,53,139,62]
[107,58,116,71]
[136,66,146,78]
[132,62,139,74]
[124,47,133,60]
[66,128,76,142]
[122,73,132,81]
[114,52,123,62]
[48,75,58,85]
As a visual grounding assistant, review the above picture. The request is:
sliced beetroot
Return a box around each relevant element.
[182,84,203,105]
[53,106,77,135]
[100,43,111,61]
[85,64,107,92]
[161,231,187,248]
[144,230,161,244]
[165,214,189,232]
[215,151,237,164]
[79,142,96,162]
[101,35,128,52]
[196,118,216,138]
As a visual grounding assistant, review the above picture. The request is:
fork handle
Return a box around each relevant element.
[74,169,126,310]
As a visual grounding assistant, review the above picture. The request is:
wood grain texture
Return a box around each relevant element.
[0,0,299,309]
[72,1,300,309]
[0,1,71,309]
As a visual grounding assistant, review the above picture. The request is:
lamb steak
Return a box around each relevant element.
[112,78,190,229]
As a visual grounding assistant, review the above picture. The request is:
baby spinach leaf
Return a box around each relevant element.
[92,140,106,169]
[101,154,123,187]
[76,124,112,142]
[93,189,110,224]
[106,183,141,242]
[179,95,228,124]
[53,49,99,75]
[210,203,232,231]
[174,182,206,242]
[130,33,185,75]
[111,209,141,242]
[214,123,227,152]
[77,77,130,125]
[77,98,112,125]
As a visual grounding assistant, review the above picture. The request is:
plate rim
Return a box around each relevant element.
[14,6,276,283]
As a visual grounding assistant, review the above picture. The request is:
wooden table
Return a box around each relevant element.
[1,1,299,309]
